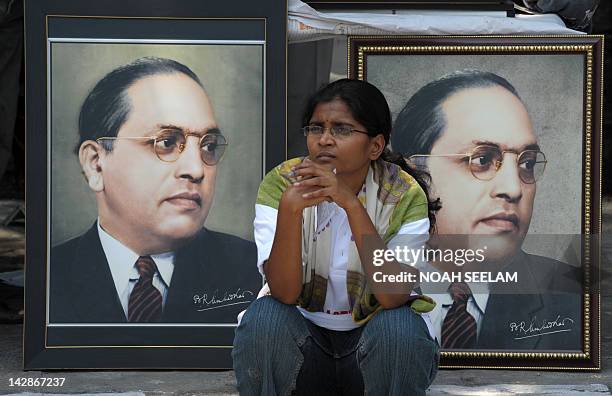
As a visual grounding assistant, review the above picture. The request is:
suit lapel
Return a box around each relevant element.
[162,231,205,322]
[67,225,127,323]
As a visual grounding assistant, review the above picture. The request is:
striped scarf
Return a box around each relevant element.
[257,157,435,324]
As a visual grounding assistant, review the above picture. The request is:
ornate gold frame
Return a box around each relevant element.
[348,35,603,370]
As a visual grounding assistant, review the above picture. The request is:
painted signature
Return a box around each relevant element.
[193,288,255,311]
[509,315,574,340]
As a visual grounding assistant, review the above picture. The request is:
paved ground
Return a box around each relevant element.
[0,198,611,395]
[0,321,610,395]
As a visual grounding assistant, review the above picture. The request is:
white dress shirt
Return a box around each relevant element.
[414,260,490,344]
[97,221,175,319]
[254,202,436,338]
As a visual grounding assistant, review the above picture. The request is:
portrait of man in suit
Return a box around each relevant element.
[49,56,261,324]
[390,69,582,350]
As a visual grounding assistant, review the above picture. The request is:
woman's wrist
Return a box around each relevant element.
[342,195,364,215]
[279,193,304,217]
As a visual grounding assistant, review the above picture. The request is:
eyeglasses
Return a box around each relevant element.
[408,145,547,184]
[302,125,371,138]
[96,129,228,166]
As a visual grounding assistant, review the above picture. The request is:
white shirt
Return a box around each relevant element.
[414,260,490,344]
[254,202,435,339]
[97,221,175,319]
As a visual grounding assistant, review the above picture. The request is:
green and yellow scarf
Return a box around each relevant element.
[257,157,435,324]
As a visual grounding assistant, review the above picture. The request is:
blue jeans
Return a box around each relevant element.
[233,296,439,395]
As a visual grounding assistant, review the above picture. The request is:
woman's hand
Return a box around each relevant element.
[288,158,360,210]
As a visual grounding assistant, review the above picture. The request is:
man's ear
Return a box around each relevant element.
[78,140,105,193]
[368,134,386,160]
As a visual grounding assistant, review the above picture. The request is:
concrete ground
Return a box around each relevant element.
[0,198,611,395]
[0,321,610,395]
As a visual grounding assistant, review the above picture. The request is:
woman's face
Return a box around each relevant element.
[306,99,384,181]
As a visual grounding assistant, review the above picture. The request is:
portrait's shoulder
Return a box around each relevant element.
[523,252,582,292]
[198,228,255,250]
[52,236,80,257]
[523,252,577,272]
[190,228,255,259]
[184,228,257,276]
[51,225,98,265]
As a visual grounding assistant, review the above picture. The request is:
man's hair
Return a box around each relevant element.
[391,69,522,157]
[76,56,203,154]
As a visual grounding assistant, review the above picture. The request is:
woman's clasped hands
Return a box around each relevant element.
[281,158,359,213]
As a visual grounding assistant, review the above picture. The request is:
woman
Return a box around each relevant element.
[233,79,439,395]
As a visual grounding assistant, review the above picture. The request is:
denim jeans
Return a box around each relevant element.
[233,296,439,395]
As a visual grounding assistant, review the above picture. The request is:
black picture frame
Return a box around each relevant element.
[24,0,287,369]
[349,35,603,370]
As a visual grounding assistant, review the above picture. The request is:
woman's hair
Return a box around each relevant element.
[302,78,440,231]
[391,69,521,157]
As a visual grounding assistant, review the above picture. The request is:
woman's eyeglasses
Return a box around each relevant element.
[96,129,228,166]
[302,125,372,138]
[408,145,547,184]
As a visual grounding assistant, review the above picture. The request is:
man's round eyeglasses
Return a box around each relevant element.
[302,125,371,138]
[408,145,547,184]
[96,129,228,166]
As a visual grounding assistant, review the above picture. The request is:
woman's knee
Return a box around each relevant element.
[369,305,425,330]
[233,296,309,394]
[358,306,439,393]
[235,296,307,348]
[361,305,433,352]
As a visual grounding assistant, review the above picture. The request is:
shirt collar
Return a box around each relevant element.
[471,292,489,314]
[97,220,175,296]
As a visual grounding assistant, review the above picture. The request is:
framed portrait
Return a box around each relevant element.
[348,35,603,370]
[24,0,286,369]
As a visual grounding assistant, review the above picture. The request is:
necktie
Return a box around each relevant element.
[441,282,477,349]
[128,256,163,322]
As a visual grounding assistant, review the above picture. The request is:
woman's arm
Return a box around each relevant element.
[293,160,422,309]
[263,174,331,305]
[263,195,304,304]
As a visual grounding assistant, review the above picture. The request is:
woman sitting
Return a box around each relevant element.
[233,79,440,395]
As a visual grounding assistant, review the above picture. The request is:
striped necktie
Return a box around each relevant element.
[441,282,477,349]
[128,256,163,323]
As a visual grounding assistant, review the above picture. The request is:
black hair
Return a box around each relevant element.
[76,56,203,154]
[302,78,440,231]
[391,69,521,157]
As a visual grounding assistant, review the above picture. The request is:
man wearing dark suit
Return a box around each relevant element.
[49,57,260,323]
[391,69,583,350]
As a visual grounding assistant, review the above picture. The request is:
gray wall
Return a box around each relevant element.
[50,43,263,244]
